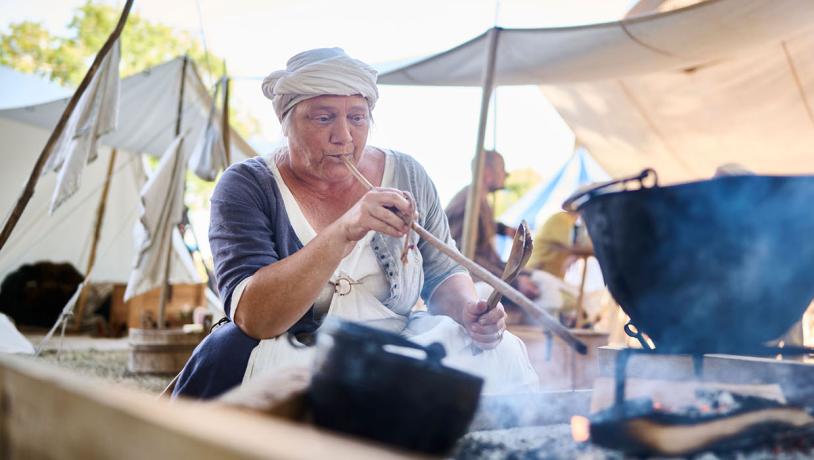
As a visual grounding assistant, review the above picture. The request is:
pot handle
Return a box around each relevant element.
[378,333,447,364]
[563,168,659,212]
[623,322,654,350]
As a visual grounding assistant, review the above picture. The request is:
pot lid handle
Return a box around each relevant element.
[334,320,448,364]
[382,336,447,364]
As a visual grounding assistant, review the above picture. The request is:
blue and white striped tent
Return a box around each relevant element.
[497,146,609,289]
[499,146,609,233]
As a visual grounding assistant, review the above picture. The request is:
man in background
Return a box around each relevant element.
[445,150,541,321]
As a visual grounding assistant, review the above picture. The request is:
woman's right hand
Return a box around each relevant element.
[329,187,416,252]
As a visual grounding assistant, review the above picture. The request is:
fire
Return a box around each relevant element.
[653,401,663,410]
[571,415,591,443]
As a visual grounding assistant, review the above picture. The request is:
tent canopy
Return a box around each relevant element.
[378,0,814,183]
[378,0,813,86]
[0,67,71,109]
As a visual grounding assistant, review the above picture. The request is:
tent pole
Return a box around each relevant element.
[222,69,232,165]
[461,27,500,259]
[73,148,118,330]
[157,55,189,330]
[0,0,133,254]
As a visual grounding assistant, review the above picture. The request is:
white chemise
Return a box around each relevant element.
[234,151,540,395]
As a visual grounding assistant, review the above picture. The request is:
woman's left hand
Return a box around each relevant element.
[461,300,507,350]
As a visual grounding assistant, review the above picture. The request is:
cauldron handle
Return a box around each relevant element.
[623,322,654,350]
[563,168,659,212]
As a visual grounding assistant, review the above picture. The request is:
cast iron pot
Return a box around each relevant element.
[564,169,814,354]
[308,320,484,454]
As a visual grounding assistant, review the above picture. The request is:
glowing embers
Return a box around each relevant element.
[570,415,590,443]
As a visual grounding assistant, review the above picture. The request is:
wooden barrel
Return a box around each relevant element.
[128,328,205,375]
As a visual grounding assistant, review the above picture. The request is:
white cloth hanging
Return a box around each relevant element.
[188,78,227,181]
[124,134,191,301]
[46,38,121,213]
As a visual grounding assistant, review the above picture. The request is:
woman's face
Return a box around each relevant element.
[286,94,370,182]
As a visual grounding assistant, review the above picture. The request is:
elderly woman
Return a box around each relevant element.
[173,48,539,399]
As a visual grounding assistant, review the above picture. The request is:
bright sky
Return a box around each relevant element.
[1,0,635,204]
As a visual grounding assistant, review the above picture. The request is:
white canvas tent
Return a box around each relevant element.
[0,59,256,298]
[378,0,814,183]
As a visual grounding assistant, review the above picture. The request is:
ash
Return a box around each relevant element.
[453,425,814,460]
[453,425,623,460]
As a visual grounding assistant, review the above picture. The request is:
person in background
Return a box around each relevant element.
[525,210,597,327]
[528,211,580,279]
[445,150,541,322]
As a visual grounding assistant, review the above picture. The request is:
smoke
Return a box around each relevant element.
[470,389,593,431]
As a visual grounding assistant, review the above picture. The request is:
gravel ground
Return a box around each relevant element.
[36,349,174,393]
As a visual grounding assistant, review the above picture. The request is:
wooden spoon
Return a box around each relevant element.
[473,220,534,354]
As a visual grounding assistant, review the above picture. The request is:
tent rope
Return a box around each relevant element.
[194,0,215,86]
[782,41,814,129]
[618,19,681,59]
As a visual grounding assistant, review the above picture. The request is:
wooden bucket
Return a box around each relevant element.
[128,328,205,374]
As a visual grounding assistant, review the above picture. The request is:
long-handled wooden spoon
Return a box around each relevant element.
[341,157,587,354]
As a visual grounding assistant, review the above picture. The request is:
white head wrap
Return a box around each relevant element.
[262,48,379,122]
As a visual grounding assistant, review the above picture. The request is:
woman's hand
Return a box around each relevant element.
[331,187,416,249]
[461,299,507,350]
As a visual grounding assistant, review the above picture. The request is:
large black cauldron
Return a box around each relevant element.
[565,170,814,354]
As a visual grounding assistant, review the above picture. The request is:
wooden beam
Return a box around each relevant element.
[73,148,118,329]
[158,55,189,329]
[222,74,231,165]
[0,355,418,460]
[461,27,500,259]
[0,0,134,254]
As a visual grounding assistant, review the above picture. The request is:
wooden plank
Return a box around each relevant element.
[0,355,422,460]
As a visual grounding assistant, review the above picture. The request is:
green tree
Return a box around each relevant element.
[492,168,543,217]
[0,21,63,78]
[0,0,257,138]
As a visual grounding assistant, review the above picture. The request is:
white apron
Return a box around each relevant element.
[242,155,540,395]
